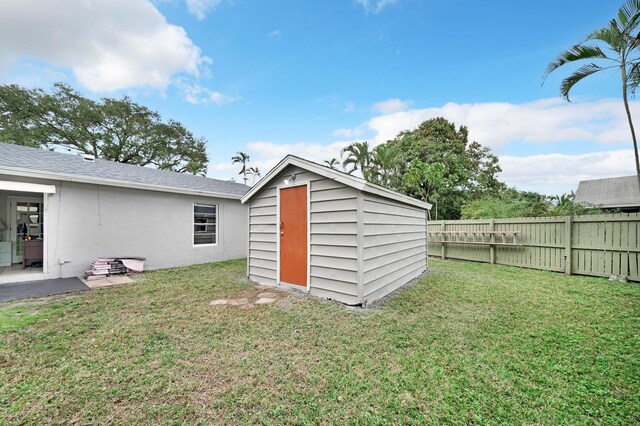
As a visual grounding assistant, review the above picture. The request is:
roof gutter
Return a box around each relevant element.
[0,166,245,200]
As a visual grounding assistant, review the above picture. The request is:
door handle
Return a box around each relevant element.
[280,221,284,236]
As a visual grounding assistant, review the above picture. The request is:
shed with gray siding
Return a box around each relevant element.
[241,155,431,305]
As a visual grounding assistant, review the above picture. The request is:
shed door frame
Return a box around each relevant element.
[276,181,310,291]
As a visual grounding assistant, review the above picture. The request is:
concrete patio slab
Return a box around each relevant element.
[0,277,89,303]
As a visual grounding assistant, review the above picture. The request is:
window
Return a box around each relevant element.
[193,204,217,245]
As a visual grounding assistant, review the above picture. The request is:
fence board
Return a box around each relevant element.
[428,213,639,282]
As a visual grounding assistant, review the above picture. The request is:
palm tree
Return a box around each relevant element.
[543,0,640,189]
[371,144,399,187]
[247,166,261,185]
[324,158,340,169]
[341,141,373,180]
[231,151,250,185]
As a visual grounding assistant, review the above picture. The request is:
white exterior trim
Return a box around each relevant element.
[241,155,432,210]
[0,180,56,194]
[192,202,219,247]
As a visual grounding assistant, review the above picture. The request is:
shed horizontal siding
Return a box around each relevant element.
[250,214,277,225]
[363,199,425,218]
[249,257,277,270]
[247,179,278,284]
[309,287,359,305]
[362,193,427,302]
[309,178,358,297]
[364,239,426,261]
[247,165,359,301]
[250,249,277,261]
[364,266,424,303]
[311,244,357,259]
[310,187,358,202]
[311,222,357,234]
[364,257,425,299]
[311,255,357,271]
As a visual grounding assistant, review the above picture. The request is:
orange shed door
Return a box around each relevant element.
[279,185,308,286]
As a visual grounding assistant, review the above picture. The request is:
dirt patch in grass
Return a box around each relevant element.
[0,258,638,424]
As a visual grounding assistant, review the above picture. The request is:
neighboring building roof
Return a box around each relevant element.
[0,143,250,199]
[241,154,432,210]
[574,175,640,208]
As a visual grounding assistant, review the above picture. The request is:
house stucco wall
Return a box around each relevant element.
[0,173,248,279]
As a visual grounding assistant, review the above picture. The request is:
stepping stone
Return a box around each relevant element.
[255,297,276,304]
[209,299,228,306]
[107,276,134,285]
[228,298,249,306]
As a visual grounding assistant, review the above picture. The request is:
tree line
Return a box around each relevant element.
[0,83,209,175]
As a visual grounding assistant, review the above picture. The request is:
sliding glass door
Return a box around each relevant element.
[9,197,44,264]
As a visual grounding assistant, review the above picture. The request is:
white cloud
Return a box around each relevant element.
[185,0,224,20]
[223,98,640,194]
[371,98,412,114]
[360,98,640,150]
[499,150,636,194]
[0,0,209,92]
[268,29,283,38]
[178,80,240,105]
[354,0,399,14]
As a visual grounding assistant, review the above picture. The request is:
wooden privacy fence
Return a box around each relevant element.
[427,213,640,282]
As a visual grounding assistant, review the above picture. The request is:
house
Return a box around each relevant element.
[241,155,432,306]
[0,143,249,284]
[574,175,640,212]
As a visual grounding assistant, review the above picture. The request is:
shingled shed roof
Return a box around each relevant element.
[0,143,250,199]
[574,175,640,208]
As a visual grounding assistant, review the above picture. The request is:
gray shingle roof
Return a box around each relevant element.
[574,175,640,208]
[0,143,250,198]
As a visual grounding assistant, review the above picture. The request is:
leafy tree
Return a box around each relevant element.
[549,192,606,216]
[231,151,250,185]
[246,166,261,185]
[543,0,640,188]
[400,160,446,219]
[0,83,209,175]
[324,158,340,169]
[461,188,551,219]
[342,141,374,180]
[386,117,503,219]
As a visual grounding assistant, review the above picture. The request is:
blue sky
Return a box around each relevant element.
[0,0,637,194]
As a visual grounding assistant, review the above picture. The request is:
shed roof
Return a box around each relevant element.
[0,143,249,199]
[574,175,640,208]
[241,155,432,210]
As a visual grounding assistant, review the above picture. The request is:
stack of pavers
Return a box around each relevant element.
[84,258,128,280]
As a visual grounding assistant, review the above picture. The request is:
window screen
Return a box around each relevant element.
[194,204,217,245]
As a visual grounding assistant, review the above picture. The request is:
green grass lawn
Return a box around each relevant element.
[1,259,639,425]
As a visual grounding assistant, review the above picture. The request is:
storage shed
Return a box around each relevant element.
[241,155,432,305]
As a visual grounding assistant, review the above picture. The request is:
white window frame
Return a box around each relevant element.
[193,203,218,246]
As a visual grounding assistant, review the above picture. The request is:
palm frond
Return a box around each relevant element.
[618,0,640,29]
[543,44,609,81]
[560,63,604,100]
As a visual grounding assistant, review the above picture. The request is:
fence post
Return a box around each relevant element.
[489,219,496,264]
[441,220,447,260]
[564,216,572,275]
